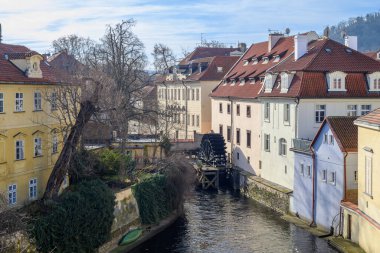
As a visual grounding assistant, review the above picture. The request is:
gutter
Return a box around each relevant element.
[310,145,316,227]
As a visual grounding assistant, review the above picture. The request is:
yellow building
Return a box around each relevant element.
[341,108,380,253]
[0,44,64,207]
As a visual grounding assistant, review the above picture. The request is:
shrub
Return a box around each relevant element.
[31,179,115,253]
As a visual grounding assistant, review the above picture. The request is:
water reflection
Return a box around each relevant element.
[130,189,337,253]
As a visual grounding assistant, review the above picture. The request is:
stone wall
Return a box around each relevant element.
[245,176,292,214]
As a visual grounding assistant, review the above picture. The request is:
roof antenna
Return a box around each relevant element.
[0,23,2,43]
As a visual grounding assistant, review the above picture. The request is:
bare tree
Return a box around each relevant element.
[201,39,225,48]
[52,34,95,63]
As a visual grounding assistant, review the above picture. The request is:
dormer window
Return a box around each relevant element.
[217,67,223,73]
[243,60,249,66]
[249,77,255,84]
[239,79,245,86]
[231,79,236,86]
[262,57,269,64]
[252,59,258,65]
[223,79,227,86]
[377,52,380,60]
[327,71,347,91]
[264,73,278,92]
[280,72,295,93]
[273,55,280,62]
[367,72,380,91]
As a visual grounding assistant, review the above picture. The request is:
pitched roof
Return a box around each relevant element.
[186,56,239,81]
[270,39,380,73]
[211,35,296,98]
[312,116,358,152]
[364,50,380,61]
[179,47,239,65]
[355,108,380,128]
[0,43,61,84]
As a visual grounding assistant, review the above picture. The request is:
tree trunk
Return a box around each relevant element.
[43,101,96,200]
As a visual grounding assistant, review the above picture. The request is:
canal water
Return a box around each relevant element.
[130,189,338,253]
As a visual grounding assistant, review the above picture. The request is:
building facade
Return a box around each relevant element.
[157,47,241,140]
[0,44,64,207]
[341,108,380,253]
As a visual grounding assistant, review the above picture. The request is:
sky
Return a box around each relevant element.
[0,0,379,65]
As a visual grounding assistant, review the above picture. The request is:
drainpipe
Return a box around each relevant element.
[295,98,300,140]
[310,146,316,227]
[343,151,348,201]
[228,96,234,165]
[181,80,188,140]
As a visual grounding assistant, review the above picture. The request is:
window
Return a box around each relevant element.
[324,133,328,143]
[196,89,200,101]
[247,156,250,164]
[361,105,371,115]
[328,72,347,91]
[8,184,16,205]
[279,138,287,156]
[354,171,358,182]
[237,152,240,160]
[284,166,287,174]
[170,89,173,100]
[322,169,327,182]
[300,163,304,176]
[236,104,240,116]
[329,171,336,185]
[196,115,200,127]
[307,165,312,177]
[192,89,195,100]
[227,104,231,114]
[34,92,42,111]
[217,67,223,72]
[373,78,380,90]
[315,105,326,123]
[329,135,334,145]
[0,93,3,113]
[219,103,223,113]
[15,93,24,111]
[191,115,195,126]
[227,126,231,142]
[174,89,177,100]
[246,130,251,148]
[333,78,342,89]
[365,156,372,195]
[29,178,37,200]
[259,160,262,169]
[264,102,270,120]
[52,134,58,153]
[51,92,57,111]
[236,128,240,145]
[15,140,24,160]
[34,137,42,157]
[284,104,290,123]
[246,106,251,118]
[264,134,270,151]
[219,124,223,135]
[347,105,357,116]
[187,115,190,125]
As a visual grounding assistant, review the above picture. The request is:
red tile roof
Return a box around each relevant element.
[211,36,295,98]
[0,43,61,84]
[312,116,358,152]
[179,47,239,65]
[363,51,379,61]
[355,108,380,127]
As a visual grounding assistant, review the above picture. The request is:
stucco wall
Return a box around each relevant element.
[342,208,359,243]
[112,188,140,232]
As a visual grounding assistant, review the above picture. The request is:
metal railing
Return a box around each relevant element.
[292,138,312,151]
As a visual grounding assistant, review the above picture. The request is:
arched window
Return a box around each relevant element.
[279,138,287,156]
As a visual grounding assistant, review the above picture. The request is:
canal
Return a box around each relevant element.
[130,189,338,253]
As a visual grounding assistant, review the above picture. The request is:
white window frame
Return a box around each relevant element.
[324,133,328,144]
[365,155,372,196]
[196,89,200,101]
[0,92,4,113]
[307,165,312,177]
[246,105,251,118]
[15,92,24,112]
[15,140,24,160]
[279,138,287,156]
[347,105,357,116]
[219,103,223,113]
[327,71,347,91]
[361,105,371,115]
[315,105,326,123]
[8,184,17,205]
[367,72,380,91]
[34,91,42,111]
[284,104,290,123]
[52,134,58,153]
[300,163,304,176]
[329,135,334,145]
[322,169,327,182]
[51,92,57,111]
[264,102,270,121]
[34,137,42,157]
[329,171,336,185]
[196,115,200,127]
[264,134,270,152]
[29,178,37,200]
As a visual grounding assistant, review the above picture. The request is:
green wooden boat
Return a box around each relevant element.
[118,228,143,246]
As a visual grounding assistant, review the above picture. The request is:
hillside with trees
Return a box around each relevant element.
[329,12,380,52]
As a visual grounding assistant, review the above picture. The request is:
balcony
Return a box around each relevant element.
[291,138,312,154]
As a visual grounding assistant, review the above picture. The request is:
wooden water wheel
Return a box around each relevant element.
[198,134,227,166]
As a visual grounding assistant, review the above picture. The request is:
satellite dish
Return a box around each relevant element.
[285,28,291,35]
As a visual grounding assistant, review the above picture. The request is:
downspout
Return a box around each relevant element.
[339,151,348,236]
[310,145,316,227]
[295,97,300,141]
[228,96,234,165]
[181,80,188,140]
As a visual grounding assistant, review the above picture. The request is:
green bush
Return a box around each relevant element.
[132,175,172,225]
[31,179,115,253]
[98,149,136,179]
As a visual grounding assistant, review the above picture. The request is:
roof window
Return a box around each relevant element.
[243,60,249,66]
[239,78,245,86]
[273,55,280,62]
[327,71,347,92]
[345,48,353,54]
[325,48,332,53]
[217,67,223,73]
[252,59,258,65]
[262,57,269,64]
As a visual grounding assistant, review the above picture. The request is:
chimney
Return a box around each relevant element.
[344,36,357,51]
[268,33,283,52]
[294,35,308,61]
[238,42,247,52]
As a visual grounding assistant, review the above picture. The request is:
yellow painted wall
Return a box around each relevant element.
[0,84,63,207]
[342,208,360,243]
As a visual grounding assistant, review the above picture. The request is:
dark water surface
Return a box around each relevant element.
[130,189,337,253]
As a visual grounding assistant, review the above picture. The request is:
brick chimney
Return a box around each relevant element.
[268,33,283,52]
[344,36,358,51]
[294,35,308,61]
